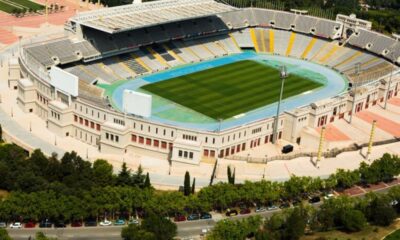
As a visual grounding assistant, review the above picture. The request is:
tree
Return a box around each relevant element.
[92,159,114,187]
[121,224,156,240]
[227,165,232,184]
[0,124,3,142]
[117,162,131,186]
[232,168,236,185]
[132,165,146,187]
[141,212,177,240]
[284,207,306,240]
[0,229,12,240]
[208,216,262,240]
[184,171,191,196]
[143,173,151,189]
[341,209,366,232]
[191,177,196,194]
[368,196,397,226]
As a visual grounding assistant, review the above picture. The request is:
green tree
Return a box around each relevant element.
[132,165,146,187]
[141,212,177,240]
[208,215,262,240]
[0,229,12,240]
[341,209,366,232]
[368,196,397,226]
[121,224,156,240]
[227,165,232,184]
[92,159,114,187]
[191,177,196,194]
[184,171,191,196]
[0,124,3,142]
[284,207,306,240]
[143,172,151,189]
[117,162,131,186]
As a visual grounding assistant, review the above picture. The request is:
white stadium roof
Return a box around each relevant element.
[69,0,237,34]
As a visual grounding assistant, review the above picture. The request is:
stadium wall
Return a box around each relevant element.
[13,7,400,165]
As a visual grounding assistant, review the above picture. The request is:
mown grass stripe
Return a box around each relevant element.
[142,60,322,119]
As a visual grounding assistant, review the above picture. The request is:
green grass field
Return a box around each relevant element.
[0,0,44,13]
[141,60,323,120]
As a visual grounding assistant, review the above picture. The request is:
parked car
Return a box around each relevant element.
[84,220,97,227]
[187,213,200,221]
[9,222,22,229]
[282,145,294,154]
[324,193,335,200]
[255,206,266,212]
[267,205,279,211]
[39,221,53,228]
[240,208,251,215]
[200,213,212,220]
[173,215,186,222]
[99,219,112,226]
[114,219,126,225]
[71,221,82,227]
[279,202,291,209]
[128,218,139,225]
[225,209,238,217]
[24,222,36,228]
[308,196,321,204]
[0,222,6,228]
[54,221,66,228]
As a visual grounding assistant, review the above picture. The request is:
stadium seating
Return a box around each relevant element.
[274,11,296,30]
[294,15,318,34]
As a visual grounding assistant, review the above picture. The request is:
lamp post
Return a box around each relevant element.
[272,66,288,144]
[349,62,361,124]
[384,53,395,110]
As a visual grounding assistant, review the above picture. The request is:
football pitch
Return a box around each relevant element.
[0,0,44,13]
[141,60,323,120]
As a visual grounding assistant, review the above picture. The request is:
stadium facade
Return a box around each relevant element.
[11,0,400,164]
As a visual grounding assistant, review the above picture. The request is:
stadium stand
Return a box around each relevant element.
[294,15,318,34]
[274,11,296,30]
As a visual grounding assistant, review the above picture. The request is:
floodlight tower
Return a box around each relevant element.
[272,66,288,144]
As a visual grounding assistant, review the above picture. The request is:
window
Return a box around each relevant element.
[139,136,144,144]
[115,136,119,142]
[161,141,167,149]
[106,133,109,139]
[153,140,159,147]
[96,124,101,131]
[79,117,83,124]
[146,138,151,145]
[189,152,193,159]
[110,134,114,141]
[74,115,78,122]
[210,150,215,157]
[90,122,95,129]
[179,150,183,157]
[132,135,137,142]
[85,119,89,126]
[184,151,188,158]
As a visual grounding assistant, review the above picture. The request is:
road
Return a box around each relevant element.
[7,184,397,240]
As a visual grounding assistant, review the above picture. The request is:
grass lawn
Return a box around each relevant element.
[141,60,323,120]
[384,228,400,240]
[0,0,44,13]
[0,189,9,199]
[302,221,400,240]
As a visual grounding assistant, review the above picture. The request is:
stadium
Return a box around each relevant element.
[12,0,400,164]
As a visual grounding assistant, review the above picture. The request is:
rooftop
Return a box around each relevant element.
[69,0,236,34]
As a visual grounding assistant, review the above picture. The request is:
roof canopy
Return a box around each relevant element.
[70,0,236,34]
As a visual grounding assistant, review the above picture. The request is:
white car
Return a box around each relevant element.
[99,219,112,226]
[9,222,22,229]
[255,206,267,212]
[324,193,335,200]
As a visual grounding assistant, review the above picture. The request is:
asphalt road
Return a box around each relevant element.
[6,184,397,240]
